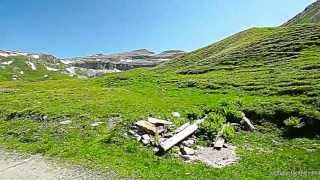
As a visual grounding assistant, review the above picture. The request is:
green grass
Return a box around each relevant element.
[0,24,319,178]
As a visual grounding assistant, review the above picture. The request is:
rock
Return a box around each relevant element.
[153,147,160,153]
[91,122,104,127]
[142,134,151,145]
[147,117,172,125]
[163,132,174,138]
[59,120,72,125]
[136,136,142,142]
[134,120,157,135]
[44,75,49,78]
[156,126,166,134]
[180,155,193,161]
[129,130,138,136]
[142,134,150,141]
[172,112,181,118]
[182,139,195,147]
[181,147,195,155]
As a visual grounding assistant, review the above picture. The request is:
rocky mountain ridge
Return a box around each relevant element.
[0,49,185,79]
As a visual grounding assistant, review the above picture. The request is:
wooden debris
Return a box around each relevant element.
[214,137,225,149]
[241,113,255,131]
[147,117,172,125]
[160,124,198,152]
[174,122,190,133]
[134,120,157,135]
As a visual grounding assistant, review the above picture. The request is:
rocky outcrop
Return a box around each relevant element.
[64,49,185,72]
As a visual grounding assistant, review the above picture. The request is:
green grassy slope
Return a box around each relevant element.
[156,24,320,130]
[283,0,320,26]
[0,56,70,81]
[0,5,319,179]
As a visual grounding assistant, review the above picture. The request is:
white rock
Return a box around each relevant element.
[59,120,72,125]
[181,147,195,155]
[91,122,104,127]
[172,112,181,118]
[44,75,49,78]
[20,71,24,75]
[182,139,195,147]
[141,134,151,145]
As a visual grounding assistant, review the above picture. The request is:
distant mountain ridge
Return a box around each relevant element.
[0,49,185,80]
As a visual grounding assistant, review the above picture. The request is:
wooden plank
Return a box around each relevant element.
[241,113,255,131]
[160,124,198,152]
[214,137,225,149]
[134,120,157,134]
[147,117,172,125]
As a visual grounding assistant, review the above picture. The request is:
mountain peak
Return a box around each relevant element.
[283,0,320,26]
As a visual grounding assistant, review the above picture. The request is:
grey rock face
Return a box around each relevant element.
[63,49,185,74]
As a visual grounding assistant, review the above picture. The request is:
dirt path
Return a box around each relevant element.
[0,148,117,180]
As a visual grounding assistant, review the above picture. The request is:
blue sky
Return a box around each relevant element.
[0,0,316,58]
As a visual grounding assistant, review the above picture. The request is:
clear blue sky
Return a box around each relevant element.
[0,0,316,58]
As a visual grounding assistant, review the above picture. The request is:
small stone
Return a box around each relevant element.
[59,120,72,125]
[153,147,159,153]
[91,122,104,127]
[141,134,151,145]
[142,134,150,140]
[164,132,174,138]
[182,139,195,147]
[180,155,193,161]
[181,147,195,155]
[136,136,142,142]
[172,112,181,118]
[44,75,49,78]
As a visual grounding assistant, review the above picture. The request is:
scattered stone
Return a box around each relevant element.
[91,122,104,127]
[172,112,181,118]
[181,147,195,155]
[182,139,195,147]
[134,120,157,135]
[147,117,172,125]
[142,134,151,145]
[59,120,72,125]
[153,147,159,153]
[163,132,174,138]
[180,155,193,161]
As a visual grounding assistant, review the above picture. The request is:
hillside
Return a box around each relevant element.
[0,2,319,179]
[283,0,320,26]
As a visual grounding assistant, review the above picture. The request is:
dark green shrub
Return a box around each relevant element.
[284,116,304,128]
[200,113,226,138]
[222,106,243,123]
[223,124,236,141]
